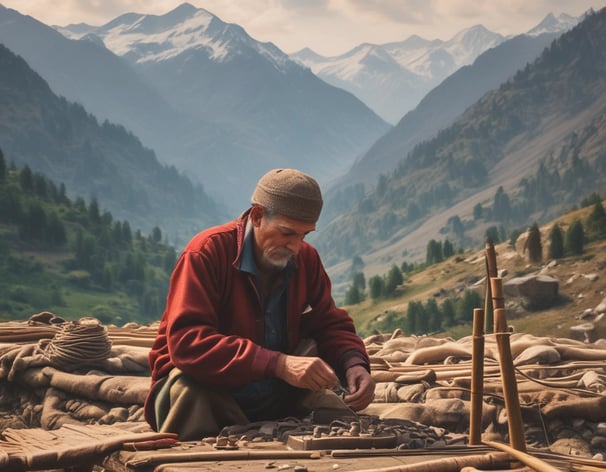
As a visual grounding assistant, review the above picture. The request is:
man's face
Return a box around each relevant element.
[251,207,316,271]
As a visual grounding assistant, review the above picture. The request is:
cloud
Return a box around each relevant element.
[3,0,605,54]
[344,0,434,25]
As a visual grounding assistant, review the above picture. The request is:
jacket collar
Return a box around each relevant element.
[231,208,252,270]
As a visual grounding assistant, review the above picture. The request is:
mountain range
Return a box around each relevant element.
[322,31,562,214]
[314,7,606,290]
[291,13,579,124]
[0,0,603,284]
[0,2,388,213]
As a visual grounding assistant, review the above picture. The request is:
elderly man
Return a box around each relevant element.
[145,168,375,440]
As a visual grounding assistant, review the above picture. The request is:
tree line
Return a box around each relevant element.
[0,148,176,322]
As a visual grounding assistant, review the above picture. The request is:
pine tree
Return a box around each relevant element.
[525,223,542,263]
[548,223,564,259]
[586,200,606,240]
[344,284,362,305]
[369,275,384,301]
[441,298,456,328]
[426,239,443,265]
[350,272,364,290]
[565,220,584,255]
[425,298,442,333]
[385,264,404,295]
[443,239,454,258]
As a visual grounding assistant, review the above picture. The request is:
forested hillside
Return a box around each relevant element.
[316,8,606,278]
[0,149,175,323]
[0,43,221,244]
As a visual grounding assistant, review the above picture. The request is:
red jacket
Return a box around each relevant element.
[144,209,369,428]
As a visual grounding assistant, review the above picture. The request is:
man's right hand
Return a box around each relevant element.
[276,353,338,391]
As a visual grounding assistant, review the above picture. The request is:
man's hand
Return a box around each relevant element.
[343,365,375,411]
[276,354,338,391]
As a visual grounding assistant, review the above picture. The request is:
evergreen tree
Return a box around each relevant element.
[344,284,362,305]
[443,239,454,258]
[425,298,442,333]
[548,223,564,259]
[485,226,500,244]
[33,174,47,199]
[19,202,47,241]
[493,186,511,221]
[441,298,456,328]
[406,301,422,334]
[122,221,133,246]
[369,275,384,301]
[151,226,162,243]
[384,264,404,295]
[88,197,101,225]
[455,290,482,323]
[426,239,443,265]
[351,255,364,275]
[565,219,584,255]
[448,215,464,238]
[525,223,542,263]
[46,211,67,246]
[352,272,366,291]
[586,200,606,240]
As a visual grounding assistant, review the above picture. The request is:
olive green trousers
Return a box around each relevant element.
[152,368,350,441]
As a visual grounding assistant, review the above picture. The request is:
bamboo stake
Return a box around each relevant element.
[352,451,511,472]
[491,294,526,453]
[469,308,485,445]
[484,239,498,333]
[124,449,323,467]
[483,440,562,472]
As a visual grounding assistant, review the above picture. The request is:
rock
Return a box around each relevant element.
[595,297,606,314]
[503,275,559,309]
[569,323,597,343]
[583,273,600,281]
[550,438,592,457]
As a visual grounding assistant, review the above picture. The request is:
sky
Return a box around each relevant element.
[2,1,605,56]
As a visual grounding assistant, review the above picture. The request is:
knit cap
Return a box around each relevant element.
[251,168,323,223]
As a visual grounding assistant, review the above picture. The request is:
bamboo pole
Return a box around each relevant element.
[484,239,498,333]
[469,308,485,445]
[351,451,511,472]
[491,288,526,453]
[483,440,562,472]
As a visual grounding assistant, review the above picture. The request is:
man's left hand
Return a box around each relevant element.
[342,365,375,411]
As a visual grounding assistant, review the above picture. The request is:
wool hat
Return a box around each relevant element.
[251,168,323,223]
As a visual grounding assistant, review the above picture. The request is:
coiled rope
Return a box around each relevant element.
[38,317,112,369]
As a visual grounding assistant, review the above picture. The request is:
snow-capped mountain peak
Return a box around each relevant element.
[526,12,579,36]
[56,2,292,70]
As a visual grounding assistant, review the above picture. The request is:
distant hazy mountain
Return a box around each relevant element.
[0,4,183,163]
[292,14,580,124]
[0,43,221,242]
[323,31,561,217]
[52,2,389,213]
[315,7,606,283]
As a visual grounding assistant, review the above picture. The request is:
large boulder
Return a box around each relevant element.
[503,275,559,309]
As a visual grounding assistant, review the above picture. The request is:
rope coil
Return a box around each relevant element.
[38,317,112,369]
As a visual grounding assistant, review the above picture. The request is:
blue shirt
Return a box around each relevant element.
[232,223,293,418]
